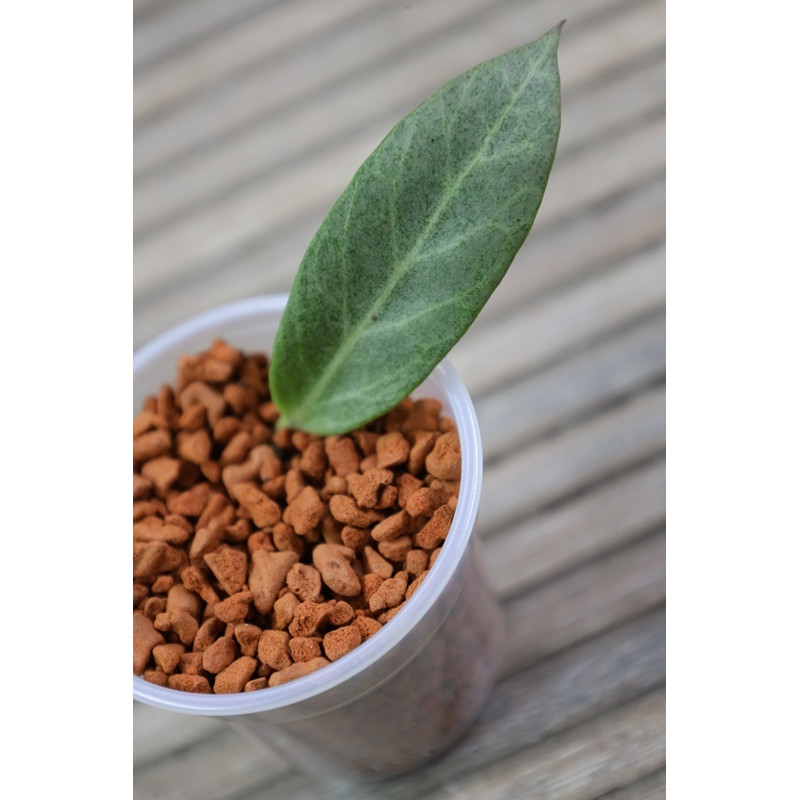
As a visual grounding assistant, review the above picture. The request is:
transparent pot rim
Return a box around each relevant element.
[132,294,483,716]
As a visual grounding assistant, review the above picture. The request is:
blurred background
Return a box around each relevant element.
[134,0,665,797]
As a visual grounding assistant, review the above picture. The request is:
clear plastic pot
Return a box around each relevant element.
[133,295,503,780]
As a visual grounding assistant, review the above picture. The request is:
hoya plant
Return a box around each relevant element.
[270,24,563,435]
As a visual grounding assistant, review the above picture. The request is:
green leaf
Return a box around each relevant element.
[270,24,563,434]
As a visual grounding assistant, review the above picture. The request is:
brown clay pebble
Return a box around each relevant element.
[283,486,326,536]
[376,432,410,468]
[341,525,371,550]
[177,429,212,465]
[406,571,428,600]
[142,596,166,620]
[140,457,182,497]
[369,572,409,613]
[144,668,169,687]
[323,625,362,661]
[405,549,429,576]
[289,637,322,663]
[214,591,254,624]
[133,612,165,675]
[179,652,204,675]
[370,509,412,542]
[194,617,225,653]
[361,574,384,604]
[425,432,461,480]
[133,474,152,501]
[249,550,299,614]
[234,624,262,657]
[214,657,258,694]
[133,517,190,546]
[204,548,248,596]
[169,483,211,517]
[258,630,292,671]
[286,563,323,602]
[405,487,446,518]
[168,674,212,693]
[325,437,361,477]
[202,637,237,674]
[133,583,149,606]
[233,484,282,527]
[271,593,300,630]
[329,600,356,626]
[414,504,454,550]
[134,338,460,694]
[180,566,219,606]
[133,429,172,463]
[154,609,199,647]
[363,546,393,579]
[346,469,393,509]
[328,494,384,528]
[377,535,413,563]
[312,544,361,596]
[354,615,382,640]
[268,657,331,687]
[288,601,333,638]
[152,643,185,675]
[408,431,439,474]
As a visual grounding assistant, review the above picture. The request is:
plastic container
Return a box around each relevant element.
[133,294,503,780]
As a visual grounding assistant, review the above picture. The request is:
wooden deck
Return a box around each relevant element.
[133,0,665,797]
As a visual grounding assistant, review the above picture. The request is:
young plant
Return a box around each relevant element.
[270,24,563,435]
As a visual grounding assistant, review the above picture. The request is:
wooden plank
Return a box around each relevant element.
[485,458,665,595]
[133,0,170,22]
[454,244,665,396]
[134,0,270,71]
[134,0,663,180]
[596,769,666,800]
[133,701,221,768]
[134,35,664,235]
[478,380,664,533]
[474,178,663,335]
[133,716,289,799]
[134,0,502,173]
[517,115,664,240]
[416,688,665,800]
[478,313,665,461]
[135,0,381,119]
[501,533,665,675]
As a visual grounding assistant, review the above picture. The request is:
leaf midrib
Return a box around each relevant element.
[288,50,546,424]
